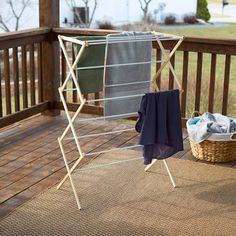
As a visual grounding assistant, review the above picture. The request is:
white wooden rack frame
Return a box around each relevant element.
[57,32,184,209]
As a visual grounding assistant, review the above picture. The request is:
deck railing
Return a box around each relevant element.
[0,27,236,128]
[0,28,51,128]
[153,37,236,123]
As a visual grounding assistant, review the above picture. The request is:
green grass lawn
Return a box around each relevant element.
[161,23,236,39]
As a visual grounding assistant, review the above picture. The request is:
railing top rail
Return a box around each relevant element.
[184,36,236,46]
[53,27,120,36]
[0,27,51,50]
[1,27,236,48]
[152,35,236,55]
[0,27,50,42]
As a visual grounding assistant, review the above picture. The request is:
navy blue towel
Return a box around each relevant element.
[135,90,183,165]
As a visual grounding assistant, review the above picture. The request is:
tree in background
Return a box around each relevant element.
[0,0,31,32]
[65,0,98,28]
[138,0,153,22]
[196,0,211,22]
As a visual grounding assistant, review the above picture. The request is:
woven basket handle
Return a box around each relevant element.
[231,132,236,140]
[191,111,201,118]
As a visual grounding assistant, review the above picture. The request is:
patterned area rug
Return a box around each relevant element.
[1,150,236,236]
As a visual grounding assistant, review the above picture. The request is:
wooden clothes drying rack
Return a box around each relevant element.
[57,32,184,209]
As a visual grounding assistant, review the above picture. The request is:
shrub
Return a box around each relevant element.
[119,22,160,32]
[183,14,197,24]
[96,20,115,30]
[164,14,176,25]
[196,0,211,22]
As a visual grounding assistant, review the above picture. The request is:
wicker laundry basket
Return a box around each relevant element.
[188,112,236,162]
[189,135,236,162]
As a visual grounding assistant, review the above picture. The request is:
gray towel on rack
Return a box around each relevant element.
[104,32,152,119]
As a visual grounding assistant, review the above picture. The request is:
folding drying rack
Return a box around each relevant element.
[57,32,184,209]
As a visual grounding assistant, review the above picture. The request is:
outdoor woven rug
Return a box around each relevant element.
[1,150,236,236]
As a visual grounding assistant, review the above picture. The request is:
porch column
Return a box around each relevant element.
[39,0,60,115]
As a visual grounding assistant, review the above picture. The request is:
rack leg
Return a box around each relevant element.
[163,159,176,188]
[144,159,176,188]
[58,138,82,209]
[57,88,85,189]
[144,159,157,172]
[57,155,84,190]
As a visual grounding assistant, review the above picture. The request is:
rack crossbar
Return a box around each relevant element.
[76,60,162,70]
[63,88,77,92]
[60,34,183,46]
[63,80,148,92]
[78,112,138,122]
[64,128,135,140]
[105,80,150,88]
[86,35,183,45]
[63,82,149,93]
[78,157,143,171]
[86,94,144,103]
[85,144,142,156]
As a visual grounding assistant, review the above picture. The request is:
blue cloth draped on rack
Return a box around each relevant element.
[135,90,183,165]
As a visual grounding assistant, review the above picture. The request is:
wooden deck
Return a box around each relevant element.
[1,113,236,220]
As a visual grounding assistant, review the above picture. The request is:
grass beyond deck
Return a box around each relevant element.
[162,23,236,39]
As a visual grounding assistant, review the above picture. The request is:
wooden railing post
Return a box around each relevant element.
[39,0,60,115]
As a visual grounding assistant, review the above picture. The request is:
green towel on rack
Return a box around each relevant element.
[74,36,106,94]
